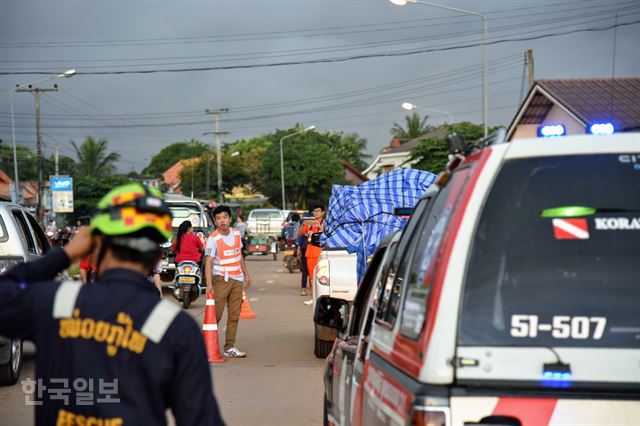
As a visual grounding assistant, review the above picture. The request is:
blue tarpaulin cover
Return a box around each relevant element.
[322,169,437,282]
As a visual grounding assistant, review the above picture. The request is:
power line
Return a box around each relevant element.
[0,53,522,124]
[0,0,632,49]
[1,19,637,76]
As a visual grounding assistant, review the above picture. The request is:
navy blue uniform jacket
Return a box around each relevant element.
[0,247,225,426]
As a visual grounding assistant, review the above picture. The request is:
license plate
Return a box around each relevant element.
[178,276,196,284]
[284,250,294,256]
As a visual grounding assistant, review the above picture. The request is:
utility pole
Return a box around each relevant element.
[16,85,58,221]
[55,144,59,176]
[204,108,229,205]
[526,49,535,90]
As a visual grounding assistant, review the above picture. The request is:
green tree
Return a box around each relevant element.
[72,175,129,220]
[71,137,120,178]
[0,141,37,180]
[43,154,76,178]
[318,132,369,171]
[391,112,434,144]
[409,122,492,174]
[259,129,344,208]
[142,140,208,177]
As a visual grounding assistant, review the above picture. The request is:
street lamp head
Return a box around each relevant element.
[61,69,76,78]
[389,0,412,5]
[304,125,316,132]
[401,102,417,111]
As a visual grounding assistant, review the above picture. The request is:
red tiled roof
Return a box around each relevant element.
[0,169,39,204]
[341,160,368,184]
[535,78,640,131]
[162,158,200,190]
[385,127,449,154]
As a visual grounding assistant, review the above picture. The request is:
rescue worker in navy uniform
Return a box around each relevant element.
[0,183,225,426]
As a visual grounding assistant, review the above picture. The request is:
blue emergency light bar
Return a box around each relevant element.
[538,124,566,138]
[587,122,615,136]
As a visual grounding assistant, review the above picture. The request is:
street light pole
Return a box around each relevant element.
[401,102,454,123]
[280,126,315,210]
[390,0,488,136]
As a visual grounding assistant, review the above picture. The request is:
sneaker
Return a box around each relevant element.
[303,299,314,306]
[223,347,247,358]
[300,289,307,296]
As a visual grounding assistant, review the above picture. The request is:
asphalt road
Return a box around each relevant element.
[0,253,325,426]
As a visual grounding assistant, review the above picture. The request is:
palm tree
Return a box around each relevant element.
[390,112,434,144]
[71,136,120,178]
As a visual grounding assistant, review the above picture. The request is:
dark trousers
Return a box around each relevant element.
[300,247,308,289]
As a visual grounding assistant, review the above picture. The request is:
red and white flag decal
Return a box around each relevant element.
[552,218,589,240]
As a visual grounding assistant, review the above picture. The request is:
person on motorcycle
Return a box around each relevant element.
[172,220,204,264]
[0,183,225,425]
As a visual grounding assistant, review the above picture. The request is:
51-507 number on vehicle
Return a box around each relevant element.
[510,315,607,340]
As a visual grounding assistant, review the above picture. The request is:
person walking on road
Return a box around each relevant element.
[296,216,309,296]
[301,204,325,305]
[205,205,253,358]
[0,183,225,426]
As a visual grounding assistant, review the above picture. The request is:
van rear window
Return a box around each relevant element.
[460,154,640,348]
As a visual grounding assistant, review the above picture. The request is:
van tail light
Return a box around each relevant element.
[316,259,330,286]
[411,407,449,426]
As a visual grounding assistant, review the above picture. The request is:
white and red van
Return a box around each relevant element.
[319,130,640,426]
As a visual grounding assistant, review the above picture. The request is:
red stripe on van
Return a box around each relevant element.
[492,397,557,426]
[421,149,492,355]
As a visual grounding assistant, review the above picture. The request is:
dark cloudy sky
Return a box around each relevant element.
[1,0,639,173]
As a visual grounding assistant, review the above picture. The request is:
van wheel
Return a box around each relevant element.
[314,330,332,358]
[0,339,22,386]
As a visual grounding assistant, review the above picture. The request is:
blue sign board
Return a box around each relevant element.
[51,177,73,192]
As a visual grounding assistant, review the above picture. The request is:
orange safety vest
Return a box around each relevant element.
[304,222,323,258]
[209,228,243,280]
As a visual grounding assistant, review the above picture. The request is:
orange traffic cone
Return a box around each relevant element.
[202,293,225,363]
[239,290,257,319]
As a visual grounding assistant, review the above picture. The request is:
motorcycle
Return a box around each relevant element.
[51,226,73,247]
[282,238,301,273]
[172,260,203,309]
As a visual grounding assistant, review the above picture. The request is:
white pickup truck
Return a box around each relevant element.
[310,246,358,358]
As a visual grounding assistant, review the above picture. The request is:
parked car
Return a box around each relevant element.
[319,130,640,425]
[246,208,284,240]
[309,205,421,359]
[321,230,402,425]
[0,202,52,386]
[310,245,358,358]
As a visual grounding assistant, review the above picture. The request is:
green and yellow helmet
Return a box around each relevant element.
[90,183,172,243]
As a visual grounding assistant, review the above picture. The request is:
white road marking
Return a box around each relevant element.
[249,298,259,302]
[266,280,275,284]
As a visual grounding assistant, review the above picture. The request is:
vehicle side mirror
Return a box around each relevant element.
[313,297,349,333]
[309,232,323,247]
